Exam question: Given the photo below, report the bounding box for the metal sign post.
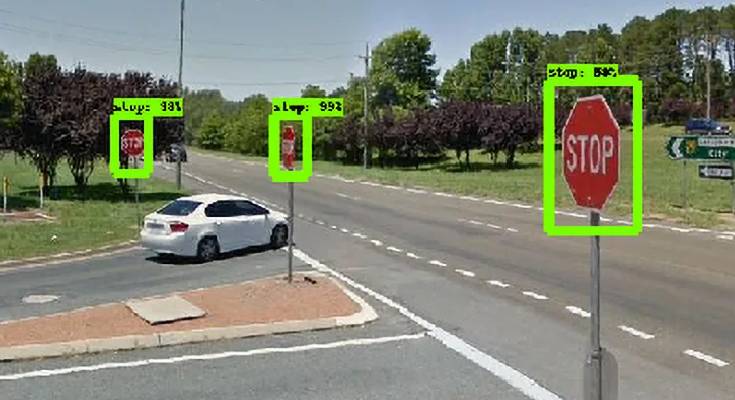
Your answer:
[682,160,688,210]
[288,182,294,283]
[731,161,735,215]
[589,211,602,400]
[39,175,44,209]
[133,156,141,230]
[282,125,296,284]
[2,176,8,213]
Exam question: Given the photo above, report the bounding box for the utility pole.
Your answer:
[359,42,370,169]
[176,0,185,190]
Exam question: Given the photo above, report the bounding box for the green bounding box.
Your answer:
[268,97,344,183]
[108,97,184,180]
[542,72,643,237]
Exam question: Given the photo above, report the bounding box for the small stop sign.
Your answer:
[562,95,620,210]
[282,126,296,170]
[121,129,144,158]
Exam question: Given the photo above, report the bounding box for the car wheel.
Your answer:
[270,225,288,249]
[197,237,220,262]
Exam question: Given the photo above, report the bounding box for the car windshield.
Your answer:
[157,200,201,216]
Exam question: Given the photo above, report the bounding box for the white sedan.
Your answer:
[141,194,289,261]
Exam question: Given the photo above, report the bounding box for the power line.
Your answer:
[0,22,355,63]
[186,79,346,87]
[0,7,363,49]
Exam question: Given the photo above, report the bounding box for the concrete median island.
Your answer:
[0,272,377,361]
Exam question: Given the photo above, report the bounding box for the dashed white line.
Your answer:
[433,192,456,198]
[340,228,350,233]
[428,260,447,267]
[455,269,476,277]
[352,232,368,239]
[618,325,655,340]
[511,203,533,209]
[406,252,422,259]
[315,220,325,225]
[386,246,404,253]
[468,220,483,225]
[565,306,590,318]
[330,225,338,230]
[670,227,692,233]
[370,239,383,247]
[716,234,734,241]
[487,280,511,288]
[406,188,427,194]
[683,349,730,367]
[522,291,549,300]
[486,224,501,230]
[460,196,480,201]
[506,228,519,233]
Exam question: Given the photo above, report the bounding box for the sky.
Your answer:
[0,0,732,101]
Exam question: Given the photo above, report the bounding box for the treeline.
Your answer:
[0,53,182,190]
[187,5,735,169]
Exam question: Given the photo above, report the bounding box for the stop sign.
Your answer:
[562,95,620,210]
[121,129,144,157]
[282,126,296,170]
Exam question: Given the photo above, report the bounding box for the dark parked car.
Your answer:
[685,118,731,135]
[165,143,188,162]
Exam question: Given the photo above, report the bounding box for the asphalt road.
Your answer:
[157,151,734,398]
[1,152,732,399]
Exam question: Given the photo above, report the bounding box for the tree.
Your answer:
[224,94,270,156]
[17,53,64,188]
[300,84,327,98]
[370,28,439,109]
[0,52,22,149]
[197,112,226,149]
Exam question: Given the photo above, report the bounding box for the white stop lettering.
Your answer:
[565,134,614,174]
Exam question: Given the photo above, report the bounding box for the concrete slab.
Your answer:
[125,295,205,325]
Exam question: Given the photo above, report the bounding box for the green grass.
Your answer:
[0,155,186,260]
[195,122,735,229]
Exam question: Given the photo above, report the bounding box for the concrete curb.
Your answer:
[0,240,140,272]
[0,274,378,361]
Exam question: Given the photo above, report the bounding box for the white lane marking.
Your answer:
[600,217,613,222]
[428,260,447,267]
[406,188,427,194]
[683,349,730,367]
[484,199,507,205]
[340,228,350,233]
[0,333,426,381]
[360,181,381,187]
[386,246,404,253]
[522,291,549,300]
[565,306,590,318]
[382,184,401,190]
[487,280,511,288]
[468,220,484,225]
[433,192,456,198]
[487,224,502,230]
[370,239,383,247]
[22,295,59,304]
[293,249,563,400]
[315,220,325,225]
[406,252,422,259]
[723,231,735,235]
[335,192,359,201]
[511,203,533,209]
[506,228,519,233]
[352,232,368,239]
[643,223,657,228]
[330,225,338,230]
[618,325,655,340]
[460,195,480,201]
[670,227,692,233]
[693,228,711,233]
[716,234,734,241]
[616,220,633,225]
[455,269,476,277]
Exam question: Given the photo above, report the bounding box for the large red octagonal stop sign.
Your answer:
[562,95,620,210]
